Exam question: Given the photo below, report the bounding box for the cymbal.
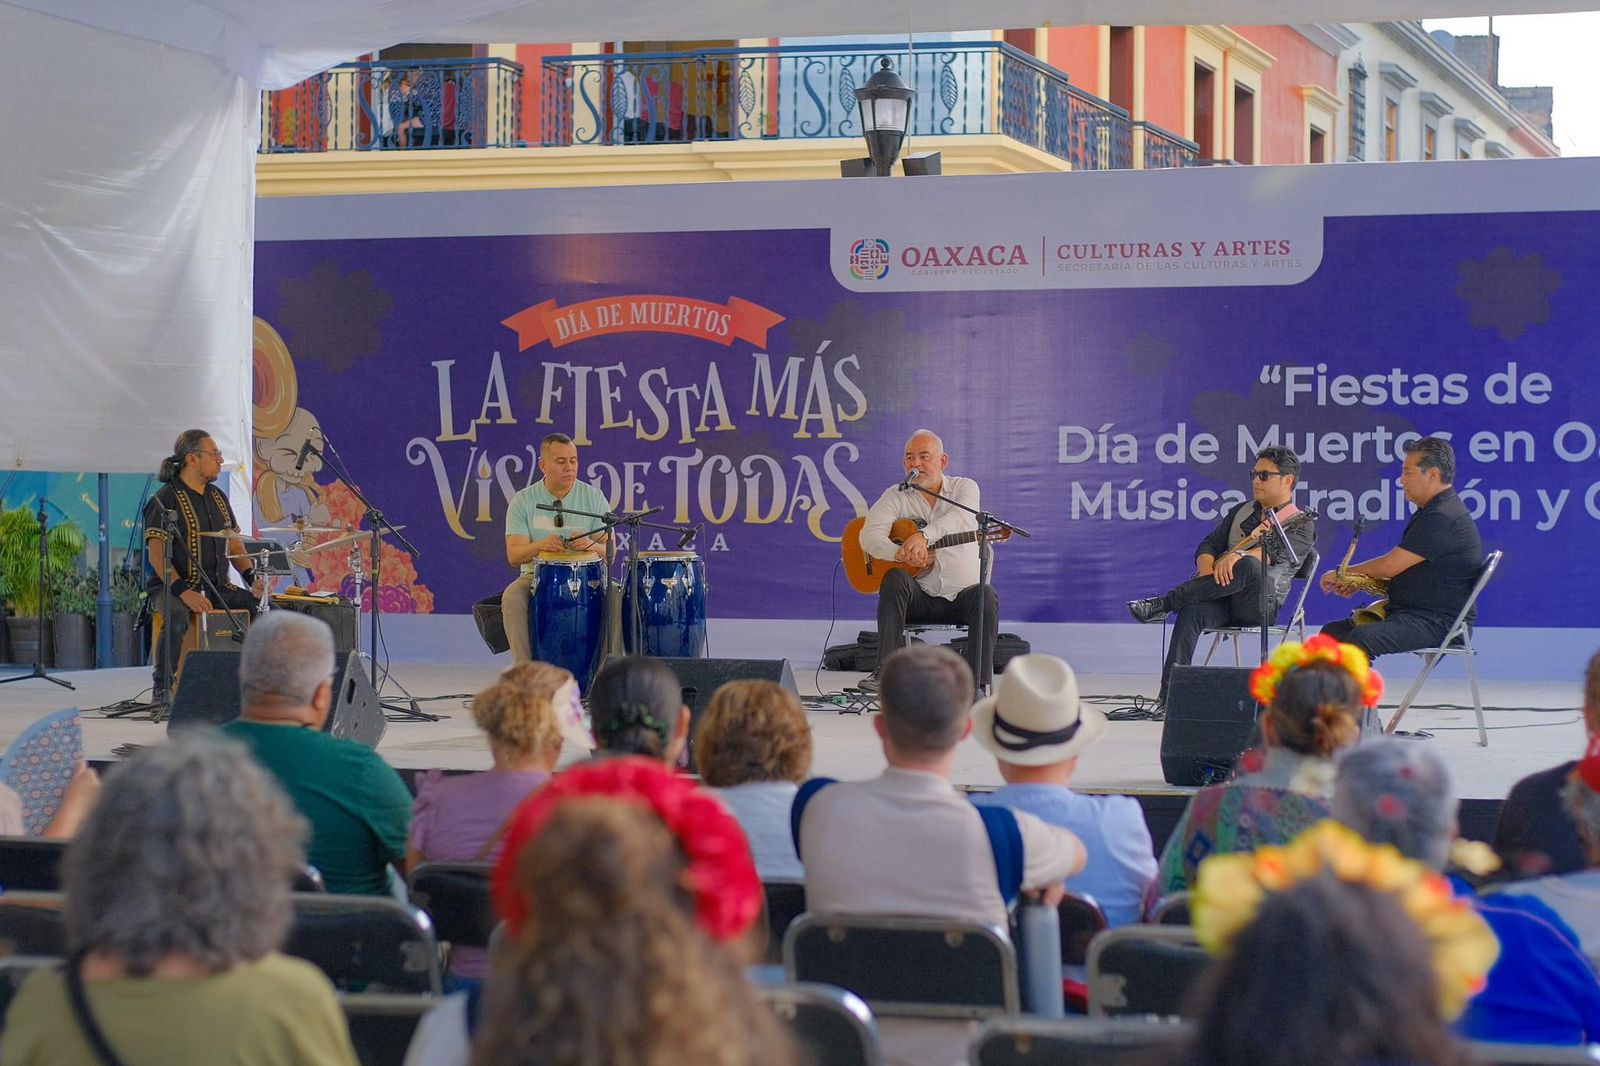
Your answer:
[303,526,406,554]
[196,529,243,539]
[260,523,344,534]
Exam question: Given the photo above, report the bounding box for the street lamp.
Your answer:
[855,57,915,176]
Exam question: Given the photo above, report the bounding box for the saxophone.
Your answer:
[1335,518,1389,626]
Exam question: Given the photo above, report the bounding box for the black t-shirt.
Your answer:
[1388,488,1483,619]
[143,480,238,594]
[1493,760,1587,879]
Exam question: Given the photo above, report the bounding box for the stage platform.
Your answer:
[0,662,1585,803]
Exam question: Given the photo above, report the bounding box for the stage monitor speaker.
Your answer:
[269,596,359,659]
[168,651,385,748]
[1159,666,1260,787]
[598,656,798,772]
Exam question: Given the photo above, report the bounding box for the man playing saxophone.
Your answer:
[1319,436,1483,659]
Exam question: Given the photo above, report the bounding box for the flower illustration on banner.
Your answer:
[302,479,435,614]
[1456,246,1563,341]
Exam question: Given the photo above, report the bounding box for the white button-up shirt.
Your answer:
[858,475,980,601]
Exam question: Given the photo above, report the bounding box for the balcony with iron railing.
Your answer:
[540,42,1195,170]
[256,45,1198,174]
[259,57,523,152]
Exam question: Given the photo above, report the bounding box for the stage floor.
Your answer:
[0,663,1585,801]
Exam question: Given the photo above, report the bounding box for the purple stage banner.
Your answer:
[253,170,1600,628]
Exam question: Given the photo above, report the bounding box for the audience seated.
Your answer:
[405,757,780,1066]
[1333,739,1600,1045]
[406,666,573,985]
[1178,820,1493,1066]
[222,612,412,896]
[795,645,1085,930]
[697,679,813,881]
[1156,636,1373,897]
[1497,737,1600,960]
[1493,649,1600,878]
[0,733,358,1065]
[585,655,690,763]
[968,654,1156,927]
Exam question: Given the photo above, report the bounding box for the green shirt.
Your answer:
[0,952,357,1066]
[505,478,611,576]
[221,720,411,896]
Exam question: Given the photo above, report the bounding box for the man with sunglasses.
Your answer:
[501,433,611,664]
[1126,446,1317,709]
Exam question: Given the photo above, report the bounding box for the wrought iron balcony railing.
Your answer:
[541,42,1188,171]
[260,58,522,152]
[1133,121,1202,170]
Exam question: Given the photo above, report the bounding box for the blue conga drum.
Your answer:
[531,551,607,688]
[622,551,707,658]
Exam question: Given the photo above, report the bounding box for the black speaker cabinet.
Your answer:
[599,655,798,772]
[1159,666,1261,787]
[168,650,385,748]
[268,597,360,658]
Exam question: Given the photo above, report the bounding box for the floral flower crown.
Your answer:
[1249,634,1384,709]
[1192,820,1499,1020]
[492,756,760,944]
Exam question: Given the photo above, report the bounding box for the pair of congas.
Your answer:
[530,550,706,687]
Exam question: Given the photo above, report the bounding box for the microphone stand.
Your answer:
[0,501,74,690]
[300,442,424,701]
[1257,506,1300,666]
[902,481,1031,697]
[541,502,693,656]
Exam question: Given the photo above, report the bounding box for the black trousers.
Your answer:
[877,568,999,689]
[1320,612,1451,661]
[1160,557,1271,700]
[151,583,259,696]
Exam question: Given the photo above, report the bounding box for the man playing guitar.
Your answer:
[1126,446,1318,709]
[857,429,998,696]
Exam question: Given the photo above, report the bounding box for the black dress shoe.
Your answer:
[1127,597,1168,624]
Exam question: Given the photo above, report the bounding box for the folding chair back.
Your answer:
[407,862,496,948]
[1086,926,1211,1019]
[1384,549,1503,745]
[760,981,884,1066]
[0,892,67,958]
[784,913,1018,1018]
[1055,891,1108,965]
[971,1015,1193,1066]
[1465,1042,1600,1065]
[762,881,808,965]
[0,836,66,891]
[1149,892,1192,926]
[1202,548,1321,666]
[284,894,443,994]
[339,992,439,1066]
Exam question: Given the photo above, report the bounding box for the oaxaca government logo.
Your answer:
[849,238,891,280]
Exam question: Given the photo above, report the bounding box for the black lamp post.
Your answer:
[855,57,915,176]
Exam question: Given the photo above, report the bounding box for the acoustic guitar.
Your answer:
[841,516,1011,595]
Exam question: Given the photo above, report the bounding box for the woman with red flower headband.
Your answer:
[404,758,790,1066]
[1152,635,1380,902]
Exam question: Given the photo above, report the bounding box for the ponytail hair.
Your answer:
[158,429,211,484]
[1265,660,1364,758]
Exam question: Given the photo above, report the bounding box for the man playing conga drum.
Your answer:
[502,433,611,664]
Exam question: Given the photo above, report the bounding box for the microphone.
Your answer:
[292,439,315,476]
[677,524,701,550]
[898,469,920,491]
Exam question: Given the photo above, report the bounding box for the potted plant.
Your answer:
[0,505,88,666]
[111,566,146,668]
[50,568,97,670]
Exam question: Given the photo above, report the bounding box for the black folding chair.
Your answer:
[407,862,496,951]
[759,981,884,1066]
[1055,891,1109,965]
[761,881,808,965]
[0,892,68,958]
[339,992,440,1066]
[1149,892,1192,926]
[1202,548,1322,666]
[1086,926,1211,1019]
[292,864,328,893]
[283,894,443,995]
[784,913,1018,1019]
[1385,549,1504,746]
[971,1015,1192,1066]
[0,836,67,891]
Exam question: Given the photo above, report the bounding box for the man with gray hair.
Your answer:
[1334,739,1600,1046]
[222,611,412,895]
[858,429,999,695]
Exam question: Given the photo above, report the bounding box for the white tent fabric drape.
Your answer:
[0,3,254,493]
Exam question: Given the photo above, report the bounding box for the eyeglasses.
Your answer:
[197,449,224,459]
[1249,470,1288,481]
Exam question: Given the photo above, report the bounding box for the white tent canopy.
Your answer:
[0,0,1584,476]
